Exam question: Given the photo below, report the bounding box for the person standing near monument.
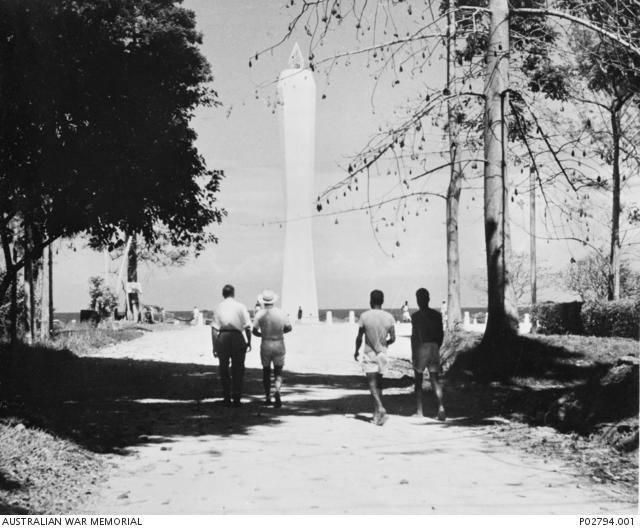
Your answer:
[411,288,446,420]
[354,290,396,426]
[211,284,252,408]
[401,301,411,322]
[252,290,292,408]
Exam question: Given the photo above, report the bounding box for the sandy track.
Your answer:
[80,324,637,514]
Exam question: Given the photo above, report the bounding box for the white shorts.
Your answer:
[360,349,388,374]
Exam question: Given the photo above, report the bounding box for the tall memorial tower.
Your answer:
[278,43,319,322]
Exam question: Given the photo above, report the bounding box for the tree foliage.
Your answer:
[88,276,118,317]
[0,0,225,299]
[564,251,640,301]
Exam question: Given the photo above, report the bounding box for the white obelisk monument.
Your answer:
[278,43,319,322]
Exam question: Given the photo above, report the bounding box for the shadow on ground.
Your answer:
[1,334,635,455]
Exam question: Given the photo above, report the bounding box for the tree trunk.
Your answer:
[127,233,138,283]
[48,243,54,335]
[23,259,33,344]
[10,267,17,345]
[608,106,622,301]
[23,223,34,344]
[445,0,463,331]
[32,253,43,339]
[482,0,519,347]
[446,166,463,330]
[530,167,537,306]
[1,229,19,345]
[40,244,50,341]
[127,233,139,321]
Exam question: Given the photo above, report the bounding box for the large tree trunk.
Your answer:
[445,0,463,331]
[482,0,519,347]
[446,166,463,331]
[608,106,622,301]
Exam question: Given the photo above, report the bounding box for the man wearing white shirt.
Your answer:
[211,284,252,407]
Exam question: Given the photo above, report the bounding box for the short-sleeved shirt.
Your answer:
[212,297,251,332]
[358,309,396,354]
[411,308,444,348]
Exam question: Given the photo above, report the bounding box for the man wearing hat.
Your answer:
[211,284,252,407]
[252,289,292,407]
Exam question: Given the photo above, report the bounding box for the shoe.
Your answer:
[274,392,282,408]
[437,407,446,421]
[262,397,272,406]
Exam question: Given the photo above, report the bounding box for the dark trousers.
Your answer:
[216,332,247,402]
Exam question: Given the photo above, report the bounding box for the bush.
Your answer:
[532,301,584,335]
[582,299,640,340]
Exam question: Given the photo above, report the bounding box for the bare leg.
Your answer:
[413,371,424,417]
[366,372,387,425]
[273,365,284,408]
[430,372,446,420]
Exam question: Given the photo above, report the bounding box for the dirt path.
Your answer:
[80,324,637,514]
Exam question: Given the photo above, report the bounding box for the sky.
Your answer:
[51,0,639,312]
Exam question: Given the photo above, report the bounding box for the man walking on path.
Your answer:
[253,290,292,408]
[354,289,396,426]
[411,288,446,420]
[211,284,252,407]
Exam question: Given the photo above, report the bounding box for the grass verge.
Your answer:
[0,419,105,514]
[0,325,146,513]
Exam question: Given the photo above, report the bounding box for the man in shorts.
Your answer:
[211,284,252,408]
[411,288,445,420]
[252,289,292,408]
[354,289,396,426]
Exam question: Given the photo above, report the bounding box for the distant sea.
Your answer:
[54,307,492,324]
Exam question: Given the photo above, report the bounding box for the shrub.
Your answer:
[582,298,640,340]
[532,301,584,335]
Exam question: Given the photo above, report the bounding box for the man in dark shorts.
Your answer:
[411,288,446,420]
[354,289,396,426]
[211,284,252,407]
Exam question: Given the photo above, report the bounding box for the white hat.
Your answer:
[258,289,278,306]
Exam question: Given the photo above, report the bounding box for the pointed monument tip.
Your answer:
[288,42,304,69]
